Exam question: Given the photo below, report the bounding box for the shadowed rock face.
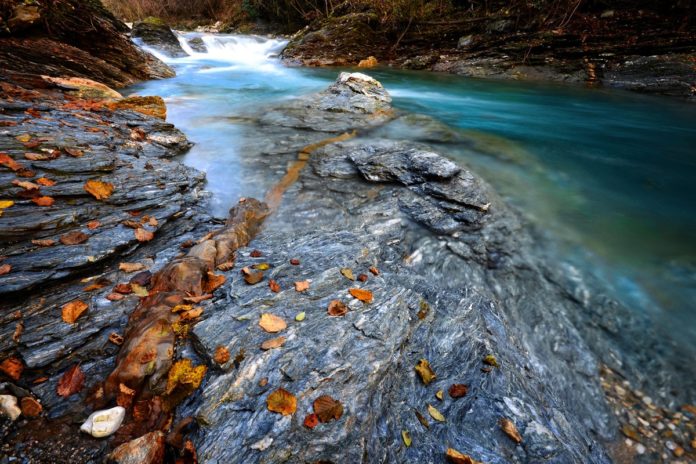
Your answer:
[131,19,188,58]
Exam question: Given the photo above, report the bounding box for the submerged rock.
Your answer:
[188,37,208,53]
[80,406,125,438]
[132,18,188,58]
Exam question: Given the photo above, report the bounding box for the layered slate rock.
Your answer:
[131,18,188,58]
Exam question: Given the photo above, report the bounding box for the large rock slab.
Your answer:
[131,18,188,58]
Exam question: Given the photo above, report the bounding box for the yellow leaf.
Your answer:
[402,430,412,447]
[252,263,270,271]
[340,267,355,281]
[427,404,445,422]
[166,359,207,395]
[436,390,444,401]
[295,312,306,321]
[119,262,145,273]
[445,448,482,464]
[84,179,114,200]
[483,354,499,368]
[0,200,14,209]
[131,283,149,297]
[415,359,436,385]
[266,388,296,415]
[61,300,88,324]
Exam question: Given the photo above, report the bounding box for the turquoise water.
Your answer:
[128,34,696,346]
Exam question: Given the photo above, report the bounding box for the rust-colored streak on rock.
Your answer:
[264,131,356,212]
[104,199,269,411]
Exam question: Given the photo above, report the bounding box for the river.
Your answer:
[128,32,696,353]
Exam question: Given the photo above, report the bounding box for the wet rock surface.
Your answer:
[132,19,188,58]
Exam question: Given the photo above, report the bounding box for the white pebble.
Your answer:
[0,395,21,421]
[635,444,646,455]
[80,406,125,438]
[665,440,676,450]
[642,396,653,406]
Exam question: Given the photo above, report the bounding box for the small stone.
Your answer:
[250,436,273,451]
[80,406,126,438]
[665,440,676,451]
[0,395,21,421]
[642,396,653,406]
[673,446,685,457]
[635,444,646,455]
[108,431,165,464]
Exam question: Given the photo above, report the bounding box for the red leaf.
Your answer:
[56,364,85,398]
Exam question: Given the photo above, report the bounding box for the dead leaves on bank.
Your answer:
[259,314,286,333]
[260,336,286,351]
[0,264,11,276]
[134,227,154,242]
[0,357,24,381]
[327,300,348,317]
[61,300,88,324]
[60,231,88,245]
[266,388,297,416]
[349,288,373,303]
[446,448,482,464]
[56,364,85,398]
[500,418,522,443]
[84,179,114,200]
[415,359,436,385]
[313,395,343,423]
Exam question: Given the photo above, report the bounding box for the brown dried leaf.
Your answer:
[214,346,230,364]
[500,418,522,444]
[357,273,368,282]
[260,336,286,351]
[32,196,55,207]
[86,220,101,230]
[61,300,88,324]
[0,264,10,276]
[0,357,24,381]
[134,227,154,242]
[0,153,24,171]
[241,267,264,285]
[20,397,42,417]
[349,288,373,303]
[84,179,114,200]
[114,283,133,294]
[203,272,226,293]
[60,231,89,245]
[56,364,85,398]
[249,249,263,257]
[109,333,124,346]
[32,239,55,247]
[117,383,136,408]
[64,147,84,158]
[369,266,380,276]
[12,179,40,190]
[35,177,56,186]
[268,279,281,293]
[445,448,481,464]
[24,152,50,161]
[259,314,286,333]
[327,300,348,317]
[313,395,344,423]
[449,384,468,398]
[107,293,125,301]
[119,262,146,273]
[294,280,309,292]
[184,294,213,304]
[415,359,436,385]
[267,388,297,416]
[290,258,300,265]
[83,277,111,292]
[304,413,319,429]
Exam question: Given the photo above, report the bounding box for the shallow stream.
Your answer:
[128,33,696,353]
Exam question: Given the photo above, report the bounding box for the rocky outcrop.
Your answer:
[132,18,188,58]
[0,0,174,88]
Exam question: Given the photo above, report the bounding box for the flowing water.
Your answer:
[128,33,696,350]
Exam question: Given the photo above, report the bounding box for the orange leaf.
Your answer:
[445,448,481,464]
[327,300,348,317]
[32,196,54,207]
[64,147,84,158]
[12,179,40,190]
[62,300,88,324]
[369,266,379,276]
[449,384,468,398]
[294,280,310,292]
[134,227,154,242]
[500,418,523,444]
[349,288,373,303]
[203,272,226,293]
[250,249,263,257]
[180,307,203,321]
[84,179,114,200]
[56,364,85,398]
[86,220,101,230]
[60,231,89,245]
[241,267,263,285]
[313,395,344,423]
[260,336,286,351]
[119,262,145,273]
[266,388,297,415]
[36,177,56,186]
[31,239,55,247]
[0,264,11,276]
[0,357,24,380]
[214,346,230,364]
[268,279,281,293]
[24,152,50,161]
[259,314,287,333]
[20,397,42,417]
[0,153,23,171]
[304,413,319,429]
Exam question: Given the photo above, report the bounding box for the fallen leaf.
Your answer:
[35,177,56,186]
[252,263,270,271]
[0,200,14,209]
[123,219,141,229]
[340,268,355,281]
[358,273,368,282]
[134,227,154,242]
[84,179,114,200]
[483,354,499,368]
[267,388,297,415]
[203,272,226,293]
[148,216,158,227]
[369,266,380,276]
[290,258,300,265]
[114,283,133,294]
[261,336,286,350]
[166,359,207,395]
[294,280,310,292]
[415,410,430,429]
[427,404,445,422]
[304,413,319,429]
[117,383,136,408]
[0,153,24,171]
[119,262,145,273]
[402,430,412,447]
[109,333,124,345]
[445,448,481,464]
[64,147,84,158]
[241,267,264,285]
[86,220,101,230]
[295,312,306,322]
[415,359,436,385]
[24,152,50,161]
[216,261,235,271]
[60,231,88,245]
[16,134,31,143]
[172,304,193,313]
[250,249,263,257]
[418,300,430,319]
[131,283,149,297]
[12,179,39,190]
[56,364,85,397]
[0,264,10,276]
[32,196,55,207]
[436,390,444,401]
[32,239,55,247]
[107,293,125,301]
[83,277,111,292]
[313,395,344,423]
[20,397,42,417]
[500,418,522,444]
[180,307,203,321]
[268,279,281,293]
[16,168,36,177]
[214,346,230,364]
[184,294,213,304]
[449,384,468,398]
[349,288,373,303]
[0,357,24,380]
[327,300,348,317]
[259,314,287,333]
[33,377,48,384]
